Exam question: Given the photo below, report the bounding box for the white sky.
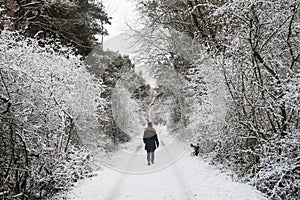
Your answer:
[101,0,138,40]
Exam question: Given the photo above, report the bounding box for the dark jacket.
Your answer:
[143,127,159,152]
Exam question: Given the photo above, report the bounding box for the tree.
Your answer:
[0,31,108,199]
[133,0,300,199]
[136,0,227,51]
[0,0,111,56]
[86,49,139,144]
[217,1,300,198]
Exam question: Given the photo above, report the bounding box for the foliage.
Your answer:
[112,81,145,138]
[137,0,224,39]
[0,31,107,199]
[86,49,138,144]
[134,0,300,199]
[217,1,300,199]
[0,0,111,56]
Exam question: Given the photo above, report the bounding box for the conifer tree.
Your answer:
[0,0,111,56]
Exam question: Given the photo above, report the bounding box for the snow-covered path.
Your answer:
[67,132,266,200]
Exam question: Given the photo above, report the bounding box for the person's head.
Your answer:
[147,122,153,127]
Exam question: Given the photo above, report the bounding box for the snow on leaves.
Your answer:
[0,31,107,199]
[135,0,299,199]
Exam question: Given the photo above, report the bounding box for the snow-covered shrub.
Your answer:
[212,1,300,199]
[87,53,139,144]
[255,132,300,199]
[0,31,107,199]
[112,81,145,137]
[134,1,299,198]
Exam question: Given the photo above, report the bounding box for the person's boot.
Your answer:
[147,162,151,166]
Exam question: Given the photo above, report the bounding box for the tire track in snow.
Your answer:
[68,135,266,200]
[161,140,195,200]
[106,144,143,200]
[106,140,194,200]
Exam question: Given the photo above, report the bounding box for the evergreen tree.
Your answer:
[0,0,111,56]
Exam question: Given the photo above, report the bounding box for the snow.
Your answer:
[67,128,266,200]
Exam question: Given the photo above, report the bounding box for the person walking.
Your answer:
[143,122,159,166]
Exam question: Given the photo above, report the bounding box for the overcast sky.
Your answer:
[101,0,138,40]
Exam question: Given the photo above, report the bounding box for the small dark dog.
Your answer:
[190,143,200,156]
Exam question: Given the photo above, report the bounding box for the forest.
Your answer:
[0,0,299,200]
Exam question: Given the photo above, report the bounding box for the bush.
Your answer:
[0,31,106,199]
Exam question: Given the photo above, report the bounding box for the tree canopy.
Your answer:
[133,0,300,199]
[0,0,111,56]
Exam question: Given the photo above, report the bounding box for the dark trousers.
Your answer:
[147,151,154,164]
